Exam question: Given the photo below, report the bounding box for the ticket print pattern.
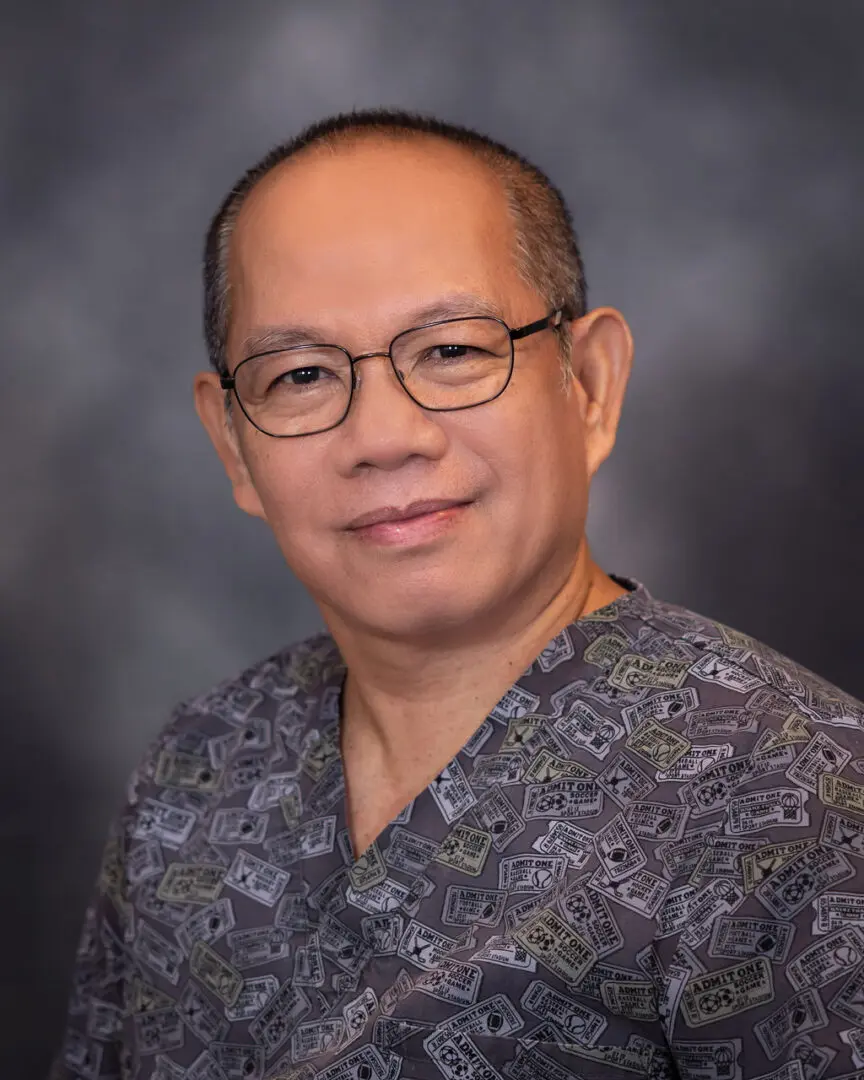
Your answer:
[50,579,864,1078]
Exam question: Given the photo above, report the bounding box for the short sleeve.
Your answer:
[654,726,864,1079]
[48,822,135,1080]
[48,732,168,1080]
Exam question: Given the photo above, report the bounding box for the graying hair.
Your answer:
[203,110,587,383]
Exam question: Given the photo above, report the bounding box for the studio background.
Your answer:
[2,1,863,1075]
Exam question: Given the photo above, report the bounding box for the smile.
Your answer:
[345,499,473,546]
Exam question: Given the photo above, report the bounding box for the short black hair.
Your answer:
[203,108,587,375]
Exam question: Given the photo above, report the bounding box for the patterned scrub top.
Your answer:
[50,578,864,1080]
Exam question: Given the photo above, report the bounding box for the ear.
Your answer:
[193,371,268,520]
[566,307,633,478]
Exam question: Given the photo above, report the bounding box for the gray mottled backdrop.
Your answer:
[2,1,863,1074]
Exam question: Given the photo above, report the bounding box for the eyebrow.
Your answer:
[238,294,505,359]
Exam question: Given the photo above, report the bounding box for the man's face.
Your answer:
[205,138,613,641]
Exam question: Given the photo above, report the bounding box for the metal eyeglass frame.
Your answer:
[220,307,566,438]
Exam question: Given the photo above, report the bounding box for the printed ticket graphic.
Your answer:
[52,590,864,1079]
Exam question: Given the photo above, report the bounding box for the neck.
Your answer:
[329,544,626,779]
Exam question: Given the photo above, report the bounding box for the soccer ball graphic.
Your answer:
[563,895,591,923]
[438,1047,470,1077]
[697,782,726,807]
[781,874,814,905]
[526,926,555,952]
[537,793,569,814]
[699,989,734,1014]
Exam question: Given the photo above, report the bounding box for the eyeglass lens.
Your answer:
[233,317,513,436]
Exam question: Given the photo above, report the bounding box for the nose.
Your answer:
[334,352,448,473]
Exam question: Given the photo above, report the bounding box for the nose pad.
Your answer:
[352,351,409,395]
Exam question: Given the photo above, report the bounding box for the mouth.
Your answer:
[345,498,474,546]
[345,498,473,530]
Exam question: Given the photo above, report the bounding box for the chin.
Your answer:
[344,575,496,642]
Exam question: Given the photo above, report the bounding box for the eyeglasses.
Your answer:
[220,308,565,438]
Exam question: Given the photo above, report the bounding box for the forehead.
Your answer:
[227,138,527,346]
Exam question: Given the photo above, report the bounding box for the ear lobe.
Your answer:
[233,481,268,521]
[193,371,268,521]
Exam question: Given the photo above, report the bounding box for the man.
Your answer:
[52,110,864,1080]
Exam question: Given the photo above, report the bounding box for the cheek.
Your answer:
[243,445,325,539]
[479,386,587,506]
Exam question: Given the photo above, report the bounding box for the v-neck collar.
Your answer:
[316,576,649,869]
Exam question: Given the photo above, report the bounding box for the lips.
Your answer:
[345,498,471,530]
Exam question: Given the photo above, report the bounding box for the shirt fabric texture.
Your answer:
[51,578,864,1080]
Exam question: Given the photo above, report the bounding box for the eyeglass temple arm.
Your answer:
[510,308,565,341]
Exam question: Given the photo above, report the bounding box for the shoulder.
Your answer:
[605,583,864,732]
[122,630,343,813]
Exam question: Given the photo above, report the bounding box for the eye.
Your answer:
[425,343,486,363]
[286,367,323,385]
[269,365,333,392]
